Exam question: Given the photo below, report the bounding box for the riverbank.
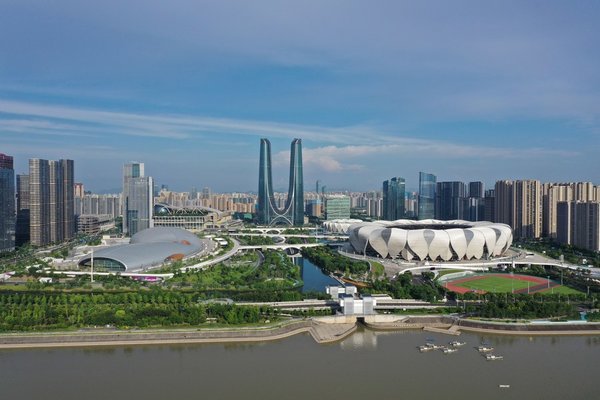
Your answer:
[2,314,599,350]
[363,315,600,336]
[0,318,356,350]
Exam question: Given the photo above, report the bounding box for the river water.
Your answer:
[1,328,598,400]
[296,256,339,293]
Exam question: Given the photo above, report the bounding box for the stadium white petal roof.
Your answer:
[344,219,513,262]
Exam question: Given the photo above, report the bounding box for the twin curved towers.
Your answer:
[258,138,304,226]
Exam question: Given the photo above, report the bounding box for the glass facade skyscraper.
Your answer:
[325,196,351,220]
[0,153,15,252]
[418,172,436,220]
[435,181,466,220]
[257,138,304,226]
[15,174,30,247]
[382,177,405,220]
[123,162,154,236]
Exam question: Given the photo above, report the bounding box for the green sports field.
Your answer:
[541,285,582,295]
[454,276,531,293]
[445,273,584,295]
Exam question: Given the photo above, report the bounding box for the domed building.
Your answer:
[78,227,205,272]
[322,219,364,234]
[346,219,512,262]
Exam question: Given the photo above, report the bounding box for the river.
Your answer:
[1,327,598,400]
[296,256,339,293]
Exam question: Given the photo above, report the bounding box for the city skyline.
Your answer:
[1,1,600,192]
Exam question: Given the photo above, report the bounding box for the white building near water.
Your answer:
[347,219,513,262]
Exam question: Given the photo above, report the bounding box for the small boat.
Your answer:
[477,346,494,352]
[419,345,435,352]
[449,341,466,347]
[485,354,504,361]
[443,348,458,354]
[499,384,510,388]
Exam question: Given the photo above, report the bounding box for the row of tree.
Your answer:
[0,290,267,331]
[470,299,577,319]
[364,272,446,302]
[301,247,369,276]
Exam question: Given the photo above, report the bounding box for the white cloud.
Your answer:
[273,141,578,174]
[1,99,578,162]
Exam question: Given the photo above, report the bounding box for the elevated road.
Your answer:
[239,298,451,311]
[238,243,322,251]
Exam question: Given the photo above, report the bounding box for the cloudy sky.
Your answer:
[1,1,599,193]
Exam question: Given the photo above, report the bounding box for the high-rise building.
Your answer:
[75,193,122,219]
[557,201,600,252]
[494,179,542,239]
[382,177,405,220]
[494,180,513,227]
[123,162,154,236]
[15,174,30,247]
[190,187,198,202]
[542,183,573,238]
[574,182,595,202]
[325,195,351,220]
[556,201,572,246]
[435,181,466,220]
[573,202,600,252]
[306,199,322,218]
[483,189,495,222]
[74,182,85,198]
[418,172,436,220]
[468,181,484,198]
[514,180,542,239]
[462,197,485,222]
[257,138,304,226]
[0,153,15,252]
[28,159,75,246]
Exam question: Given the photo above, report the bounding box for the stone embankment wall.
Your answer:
[0,320,316,348]
[457,319,600,332]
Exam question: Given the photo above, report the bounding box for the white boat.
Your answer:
[419,345,435,352]
[486,354,504,361]
[443,348,458,354]
[449,341,466,347]
[499,384,510,388]
[477,346,494,352]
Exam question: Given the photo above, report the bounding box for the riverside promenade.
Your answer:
[0,317,357,350]
[2,315,599,350]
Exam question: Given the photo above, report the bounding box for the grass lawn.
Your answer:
[541,285,583,295]
[370,262,384,277]
[435,269,463,279]
[454,276,532,293]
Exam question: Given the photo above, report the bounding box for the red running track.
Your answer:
[443,273,548,294]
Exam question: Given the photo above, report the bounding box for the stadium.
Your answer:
[78,227,205,272]
[322,219,363,234]
[340,219,513,262]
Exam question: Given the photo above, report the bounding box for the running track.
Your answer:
[444,273,549,294]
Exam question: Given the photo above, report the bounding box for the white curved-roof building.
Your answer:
[347,219,512,261]
[78,227,205,272]
[322,219,363,234]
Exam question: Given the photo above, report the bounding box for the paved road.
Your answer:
[181,238,241,272]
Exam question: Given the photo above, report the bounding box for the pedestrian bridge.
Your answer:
[238,243,323,251]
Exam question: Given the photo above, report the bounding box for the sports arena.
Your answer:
[343,219,513,262]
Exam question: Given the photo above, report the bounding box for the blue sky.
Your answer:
[1,1,599,193]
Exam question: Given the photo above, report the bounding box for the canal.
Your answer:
[296,256,339,293]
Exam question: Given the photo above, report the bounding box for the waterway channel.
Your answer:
[296,256,339,293]
[1,327,598,400]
